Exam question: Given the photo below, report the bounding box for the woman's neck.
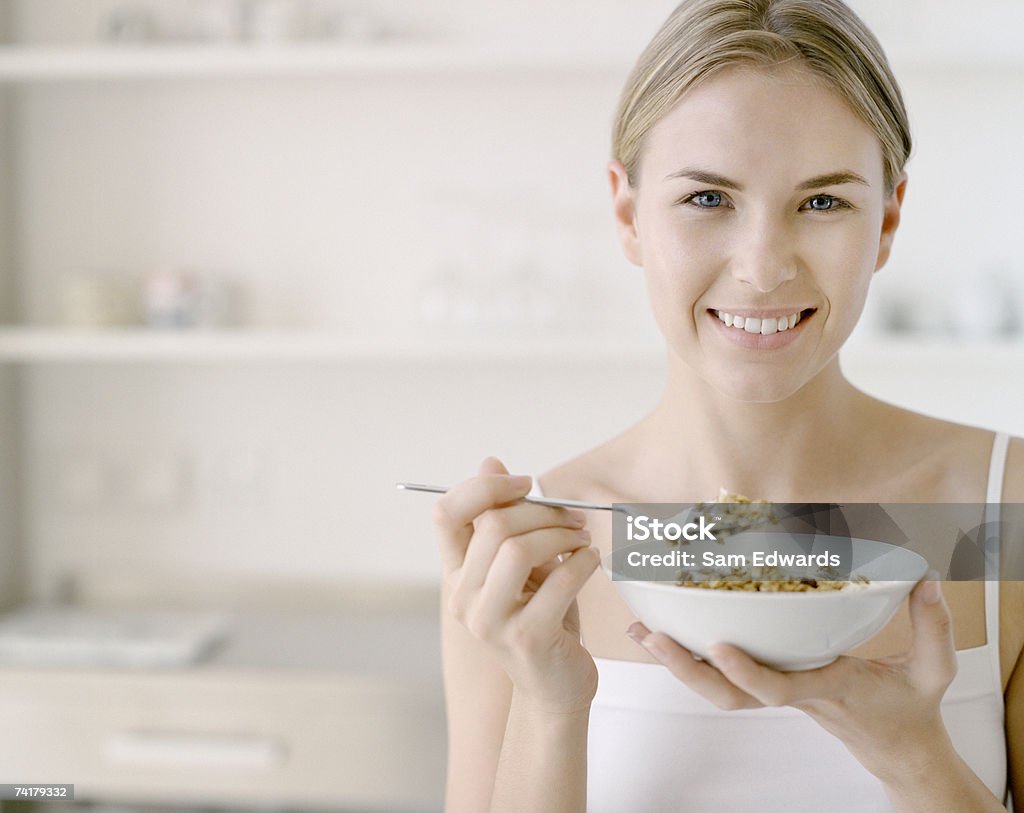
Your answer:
[631,355,888,502]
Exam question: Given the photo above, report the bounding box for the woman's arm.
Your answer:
[490,691,590,813]
[1008,642,1024,812]
[442,580,593,813]
[441,580,514,811]
[879,577,1024,810]
[436,457,598,812]
[1001,438,1024,807]
[872,725,1006,812]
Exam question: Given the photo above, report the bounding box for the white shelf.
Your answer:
[0,42,632,81]
[0,326,665,363]
[0,326,1021,365]
[840,336,1024,368]
[0,43,1018,83]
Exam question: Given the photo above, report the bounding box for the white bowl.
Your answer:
[604,533,928,671]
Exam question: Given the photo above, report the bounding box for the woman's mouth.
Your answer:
[706,307,817,349]
[712,307,816,334]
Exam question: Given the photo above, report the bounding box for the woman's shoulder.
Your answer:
[535,428,640,503]
[536,451,612,503]
[936,419,1024,501]
[870,406,1023,501]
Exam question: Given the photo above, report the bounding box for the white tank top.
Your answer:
[530,430,1012,812]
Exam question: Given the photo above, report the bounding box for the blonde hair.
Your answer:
[612,0,911,195]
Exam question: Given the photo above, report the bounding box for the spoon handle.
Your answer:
[396,481,615,512]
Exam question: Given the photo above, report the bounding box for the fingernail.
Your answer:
[567,508,587,525]
[510,475,532,488]
[626,622,645,642]
[640,635,663,657]
[576,529,591,542]
[921,571,941,604]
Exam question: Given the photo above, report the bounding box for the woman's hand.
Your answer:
[627,575,959,782]
[436,456,601,714]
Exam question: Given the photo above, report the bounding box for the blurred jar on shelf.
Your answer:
[950,265,1020,340]
[60,270,139,328]
[100,5,158,43]
[240,0,304,42]
[179,0,246,42]
[141,267,239,329]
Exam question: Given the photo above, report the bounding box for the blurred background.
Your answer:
[0,0,1021,811]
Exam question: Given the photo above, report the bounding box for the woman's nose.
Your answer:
[729,217,798,292]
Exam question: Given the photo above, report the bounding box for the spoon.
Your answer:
[396,482,778,538]
[396,482,620,512]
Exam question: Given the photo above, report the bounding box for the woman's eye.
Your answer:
[804,195,849,212]
[678,191,851,212]
[682,190,725,208]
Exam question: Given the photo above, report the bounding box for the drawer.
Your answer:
[0,667,445,810]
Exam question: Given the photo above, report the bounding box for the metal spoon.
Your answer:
[397,482,780,539]
[396,481,620,512]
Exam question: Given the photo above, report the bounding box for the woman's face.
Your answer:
[609,65,907,402]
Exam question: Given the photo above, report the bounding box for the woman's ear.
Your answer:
[608,160,643,267]
[874,171,908,273]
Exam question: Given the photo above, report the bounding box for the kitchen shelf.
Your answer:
[0,326,666,363]
[0,326,1020,365]
[840,335,1024,367]
[0,42,633,82]
[0,43,1018,83]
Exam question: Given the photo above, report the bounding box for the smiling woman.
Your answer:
[613,62,904,402]
[434,1,1024,812]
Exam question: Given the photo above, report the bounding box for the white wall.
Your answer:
[21,360,665,595]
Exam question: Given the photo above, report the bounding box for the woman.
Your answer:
[434,1,1024,810]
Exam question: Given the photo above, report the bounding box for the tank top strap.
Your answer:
[984,431,1010,682]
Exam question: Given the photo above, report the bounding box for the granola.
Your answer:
[674,490,869,591]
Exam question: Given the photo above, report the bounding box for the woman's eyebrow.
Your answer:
[663,167,870,191]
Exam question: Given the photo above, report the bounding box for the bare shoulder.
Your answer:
[536,427,641,503]
[876,406,1017,501]
[536,446,615,503]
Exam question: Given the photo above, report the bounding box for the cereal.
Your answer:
[689,488,779,543]
[675,567,870,591]
[672,489,870,591]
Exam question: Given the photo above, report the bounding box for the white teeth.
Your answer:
[715,310,806,333]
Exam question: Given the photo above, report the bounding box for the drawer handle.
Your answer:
[105,730,287,770]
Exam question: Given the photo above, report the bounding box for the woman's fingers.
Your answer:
[520,546,601,630]
[906,573,958,693]
[705,644,845,707]
[628,625,762,710]
[473,526,593,622]
[460,502,587,590]
[432,457,532,574]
